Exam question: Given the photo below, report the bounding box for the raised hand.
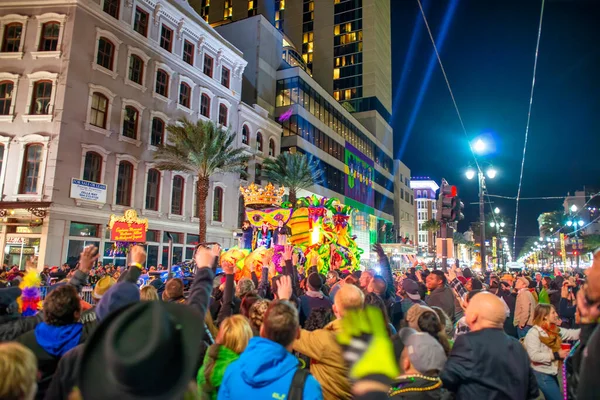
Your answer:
[222,261,235,275]
[277,275,293,300]
[129,245,147,266]
[79,245,99,274]
[283,245,294,261]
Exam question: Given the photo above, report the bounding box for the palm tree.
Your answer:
[261,152,324,206]
[422,219,441,234]
[538,211,563,237]
[154,118,250,242]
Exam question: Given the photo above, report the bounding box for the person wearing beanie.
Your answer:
[298,272,333,327]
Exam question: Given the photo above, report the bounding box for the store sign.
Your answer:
[9,247,35,255]
[108,209,148,243]
[6,237,27,245]
[70,178,107,204]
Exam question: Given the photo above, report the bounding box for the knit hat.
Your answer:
[93,276,116,300]
[307,273,323,291]
[399,327,447,373]
[95,282,140,321]
[406,304,436,328]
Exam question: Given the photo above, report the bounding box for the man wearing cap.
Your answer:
[389,327,449,399]
[514,276,536,338]
[398,279,426,315]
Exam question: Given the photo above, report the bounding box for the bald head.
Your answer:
[333,284,365,318]
[465,292,506,331]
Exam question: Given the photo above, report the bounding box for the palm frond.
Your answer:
[262,152,324,193]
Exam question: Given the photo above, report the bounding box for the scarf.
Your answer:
[540,323,562,352]
[34,322,83,357]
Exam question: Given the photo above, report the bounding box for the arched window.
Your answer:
[0,81,14,116]
[19,144,43,194]
[151,117,165,146]
[145,168,161,211]
[179,82,191,108]
[213,186,223,222]
[83,152,102,183]
[122,106,139,139]
[269,138,276,157]
[200,94,210,118]
[128,54,143,84]
[115,161,133,205]
[89,92,108,128]
[39,22,60,51]
[31,81,52,115]
[171,175,184,215]
[218,103,228,125]
[256,132,263,152]
[155,69,169,97]
[2,23,23,52]
[241,125,249,145]
[96,37,115,70]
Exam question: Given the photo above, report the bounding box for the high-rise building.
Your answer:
[194,0,393,152]
[0,0,280,269]
[394,161,415,243]
[410,178,439,254]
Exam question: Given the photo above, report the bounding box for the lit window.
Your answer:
[83,152,102,183]
[334,25,340,35]
[2,23,23,52]
[39,22,59,51]
[224,0,233,19]
[333,68,340,79]
[89,92,108,128]
[133,7,149,37]
[122,106,139,139]
[19,144,43,194]
[160,25,173,52]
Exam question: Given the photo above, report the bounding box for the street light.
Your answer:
[570,204,578,213]
[500,222,506,228]
[465,169,476,180]
[473,139,486,154]
[490,222,496,227]
[486,168,497,179]
[494,207,500,214]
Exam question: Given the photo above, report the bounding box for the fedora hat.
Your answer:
[93,276,116,300]
[78,301,205,400]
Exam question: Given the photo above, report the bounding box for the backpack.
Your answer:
[287,368,310,400]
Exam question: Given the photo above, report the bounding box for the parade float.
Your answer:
[107,209,149,257]
[221,183,362,278]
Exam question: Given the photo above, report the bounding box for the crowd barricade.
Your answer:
[39,286,94,303]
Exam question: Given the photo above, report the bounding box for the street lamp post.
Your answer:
[466,164,497,271]
[566,205,584,269]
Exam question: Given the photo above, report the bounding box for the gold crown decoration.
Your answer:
[240,182,286,209]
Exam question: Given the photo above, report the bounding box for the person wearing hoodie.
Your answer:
[197,315,253,399]
[17,284,91,399]
[218,298,323,400]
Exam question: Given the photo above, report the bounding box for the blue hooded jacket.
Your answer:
[218,337,322,400]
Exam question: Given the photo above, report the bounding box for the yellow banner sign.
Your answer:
[560,233,567,265]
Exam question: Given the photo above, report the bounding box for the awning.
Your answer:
[0,201,52,218]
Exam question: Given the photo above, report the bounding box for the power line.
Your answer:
[513,0,546,255]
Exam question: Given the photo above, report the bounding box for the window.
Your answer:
[200,94,210,118]
[0,81,14,115]
[224,0,233,19]
[183,40,194,65]
[96,37,115,70]
[133,7,149,37]
[203,54,213,78]
[128,55,143,84]
[179,83,191,108]
[213,186,223,222]
[171,175,184,215]
[2,23,22,52]
[19,144,43,194]
[89,92,108,128]
[248,0,257,17]
[103,0,120,18]
[269,138,275,157]
[155,69,169,97]
[159,25,173,52]
[151,117,165,146]
[256,132,263,152]
[30,81,52,115]
[218,103,228,125]
[39,22,59,51]
[115,161,133,205]
[254,164,262,185]
[242,125,249,145]
[221,67,230,88]
[145,168,160,211]
[83,152,102,183]
[122,106,139,139]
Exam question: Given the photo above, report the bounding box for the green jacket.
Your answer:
[538,288,550,304]
[197,345,240,400]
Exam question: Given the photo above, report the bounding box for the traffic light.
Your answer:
[439,181,458,222]
[455,198,465,222]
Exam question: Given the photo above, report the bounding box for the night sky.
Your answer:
[390,0,600,253]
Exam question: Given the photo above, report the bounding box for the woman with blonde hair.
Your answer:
[197,315,253,399]
[0,342,38,400]
[524,303,580,400]
[140,285,159,301]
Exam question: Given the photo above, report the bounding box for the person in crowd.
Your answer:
[430,306,453,340]
[453,290,481,340]
[198,314,253,400]
[425,271,455,323]
[17,284,90,399]
[218,299,323,399]
[298,272,333,327]
[515,276,537,338]
[162,278,186,303]
[364,293,395,336]
[359,269,375,292]
[292,280,365,400]
[140,285,159,301]
[389,327,449,399]
[0,342,38,400]
[441,292,539,399]
[248,298,271,336]
[534,272,543,293]
[524,304,580,400]
[398,278,426,315]
[406,304,451,356]
[273,220,291,246]
[240,220,254,250]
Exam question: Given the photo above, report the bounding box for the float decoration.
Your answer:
[17,270,42,317]
[108,209,149,256]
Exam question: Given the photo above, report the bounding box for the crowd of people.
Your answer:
[0,242,598,400]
